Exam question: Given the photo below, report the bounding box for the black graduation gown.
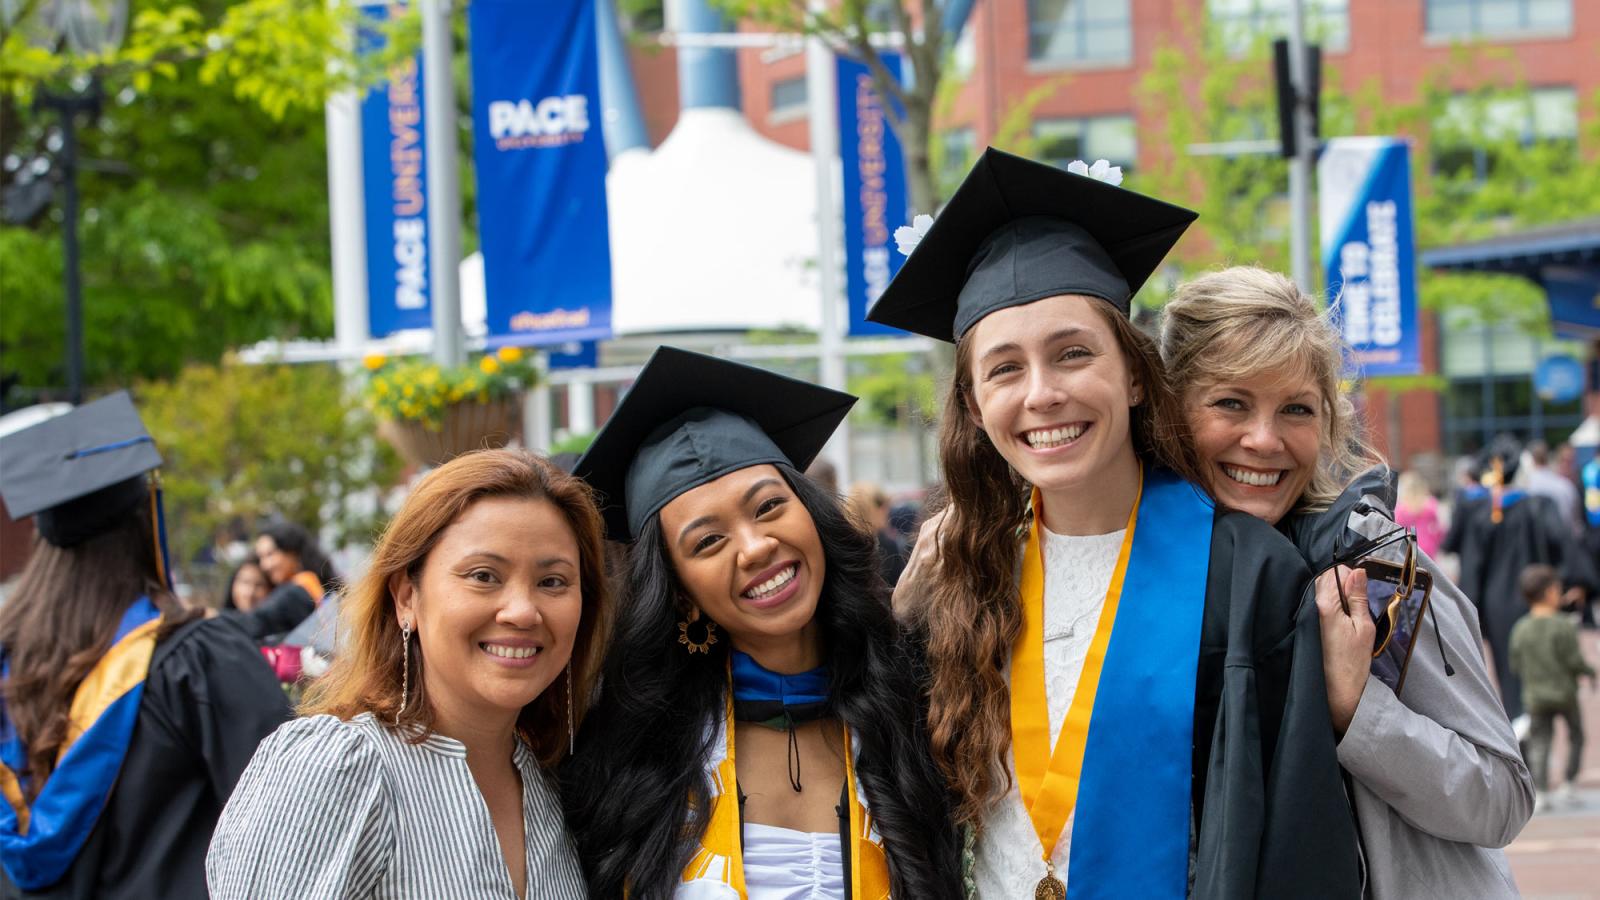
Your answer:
[1191,510,1363,900]
[1441,493,1599,720]
[0,616,292,900]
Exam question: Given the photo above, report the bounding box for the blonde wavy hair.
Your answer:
[1159,266,1381,513]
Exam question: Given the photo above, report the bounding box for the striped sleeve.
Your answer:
[205,715,393,899]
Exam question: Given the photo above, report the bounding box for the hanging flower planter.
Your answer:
[364,347,537,468]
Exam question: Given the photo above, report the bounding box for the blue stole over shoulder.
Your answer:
[0,596,163,890]
[1067,470,1212,898]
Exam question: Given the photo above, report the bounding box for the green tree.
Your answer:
[138,358,401,573]
[1,0,422,406]
[1133,17,1600,331]
[718,0,963,217]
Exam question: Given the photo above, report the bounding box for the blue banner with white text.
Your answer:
[469,0,613,347]
[838,52,908,337]
[360,2,431,338]
[1319,138,1422,376]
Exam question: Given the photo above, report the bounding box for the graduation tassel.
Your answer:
[148,470,174,591]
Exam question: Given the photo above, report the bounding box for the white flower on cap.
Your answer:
[1067,158,1124,186]
[894,213,935,257]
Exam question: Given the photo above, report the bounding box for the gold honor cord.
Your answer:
[1010,473,1143,900]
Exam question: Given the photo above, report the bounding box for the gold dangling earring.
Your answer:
[677,613,718,654]
[565,662,575,756]
[393,620,411,727]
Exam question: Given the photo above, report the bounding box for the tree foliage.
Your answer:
[1133,15,1600,333]
[138,358,400,570]
[0,0,423,407]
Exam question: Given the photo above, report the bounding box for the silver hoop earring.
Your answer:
[565,662,575,756]
[393,620,412,726]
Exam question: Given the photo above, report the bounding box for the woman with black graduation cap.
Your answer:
[0,392,290,900]
[561,347,961,899]
[870,150,1361,899]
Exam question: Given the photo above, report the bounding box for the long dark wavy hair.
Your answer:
[0,497,200,801]
[256,521,340,592]
[917,297,1202,826]
[560,464,961,899]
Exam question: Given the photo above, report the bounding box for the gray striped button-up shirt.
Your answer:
[206,713,587,899]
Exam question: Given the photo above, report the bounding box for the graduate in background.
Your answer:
[875,149,1360,899]
[0,392,290,900]
[562,347,961,899]
[1443,435,1599,721]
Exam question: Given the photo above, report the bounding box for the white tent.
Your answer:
[461,106,823,338]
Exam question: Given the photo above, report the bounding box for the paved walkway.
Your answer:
[1506,628,1600,900]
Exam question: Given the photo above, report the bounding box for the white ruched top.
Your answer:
[742,823,846,900]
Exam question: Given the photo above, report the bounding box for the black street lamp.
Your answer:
[24,0,128,404]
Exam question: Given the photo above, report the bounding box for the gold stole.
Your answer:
[1010,481,1141,883]
[681,694,891,899]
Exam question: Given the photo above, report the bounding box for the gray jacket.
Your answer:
[1324,495,1533,899]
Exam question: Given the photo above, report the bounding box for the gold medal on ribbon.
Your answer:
[1034,862,1067,900]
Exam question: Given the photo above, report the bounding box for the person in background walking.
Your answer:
[1524,441,1582,536]
[1510,563,1594,813]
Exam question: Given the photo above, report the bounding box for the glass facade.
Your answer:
[1027,0,1133,65]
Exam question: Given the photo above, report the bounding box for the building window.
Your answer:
[1425,0,1571,38]
[1439,319,1586,455]
[1433,86,1577,182]
[1208,0,1350,54]
[1027,0,1133,66]
[1034,115,1139,172]
[769,77,808,123]
[937,128,978,197]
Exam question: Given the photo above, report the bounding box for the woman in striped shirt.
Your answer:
[206,449,605,899]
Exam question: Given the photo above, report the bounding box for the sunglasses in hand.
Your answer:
[1330,526,1437,694]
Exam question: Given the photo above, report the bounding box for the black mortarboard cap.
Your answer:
[0,391,162,547]
[573,346,856,541]
[866,147,1198,342]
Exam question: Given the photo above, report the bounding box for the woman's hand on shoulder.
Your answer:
[891,507,954,619]
[1313,566,1374,736]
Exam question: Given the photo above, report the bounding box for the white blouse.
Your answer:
[206,713,586,900]
[742,823,845,900]
[972,526,1124,899]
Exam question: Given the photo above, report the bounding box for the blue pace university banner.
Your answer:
[838,52,908,337]
[360,2,431,338]
[1318,137,1422,376]
[470,0,613,347]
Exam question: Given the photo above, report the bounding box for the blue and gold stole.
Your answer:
[0,597,163,890]
[1011,467,1212,899]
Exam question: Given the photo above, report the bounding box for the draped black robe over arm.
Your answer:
[1192,510,1362,900]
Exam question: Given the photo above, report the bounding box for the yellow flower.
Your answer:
[479,356,501,375]
[420,366,440,385]
[374,379,390,396]
[496,345,523,363]
[403,384,416,398]
[363,354,386,370]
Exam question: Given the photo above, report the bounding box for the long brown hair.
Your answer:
[0,498,194,802]
[916,296,1199,826]
[301,449,609,767]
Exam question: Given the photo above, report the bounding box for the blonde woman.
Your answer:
[1160,265,1532,899]
[207,450,605,899]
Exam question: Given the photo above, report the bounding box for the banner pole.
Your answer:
[807,17,851,487]
[422,0,465,367]
[1287,0,1314,294]
[327,83,369,363]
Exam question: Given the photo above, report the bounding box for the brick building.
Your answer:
[627,0,1598,471]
